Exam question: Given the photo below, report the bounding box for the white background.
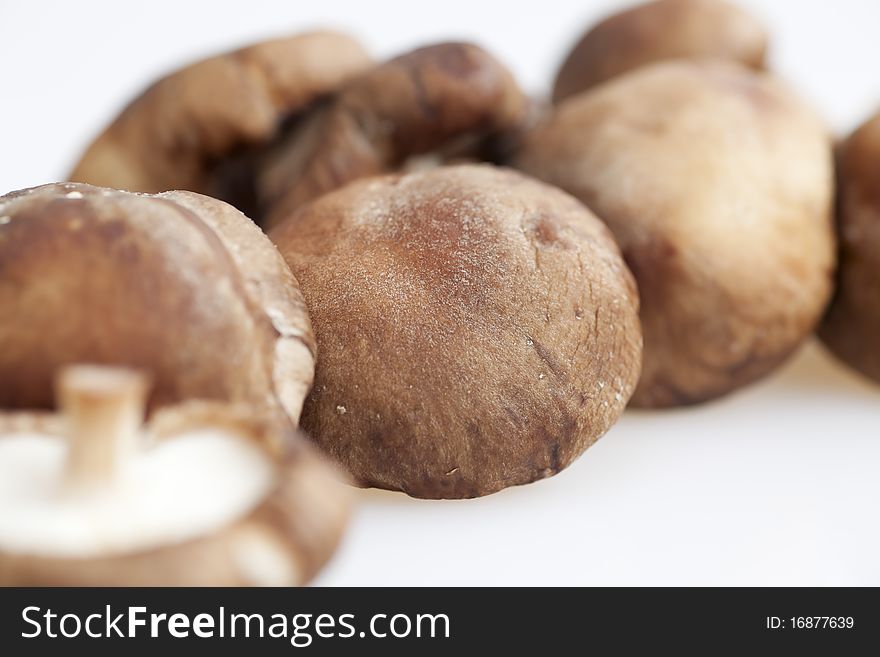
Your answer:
[1,0,879,585]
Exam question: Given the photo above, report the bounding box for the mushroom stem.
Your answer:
[57,365,149,493]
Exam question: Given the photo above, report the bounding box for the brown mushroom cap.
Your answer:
[69,31,372,200]
[514,60,834,407]
[0,400,350,586]
[819,111,880,383]
[270,165,642,499]
[553,0,768,103]
[259,42,527,229]
[0,183,315,422]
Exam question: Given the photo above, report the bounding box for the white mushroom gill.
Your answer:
[0,428,274,557]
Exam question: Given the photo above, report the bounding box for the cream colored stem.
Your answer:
[57,365,149,493]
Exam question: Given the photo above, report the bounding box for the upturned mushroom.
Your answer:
[553,0,768,103]
[271,165,642,499]
[0,183,315,423]
[258,42,527,229]
[819,110,880,383]
[0,365,349,586]
[514,60,835,407]
[69,31,373,217]
[68,36,527,232]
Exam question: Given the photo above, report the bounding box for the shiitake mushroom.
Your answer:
[0,183,315,423]
[0,365,349,586]
[553,0,767,102]
[514,60,835,407]
[67,35,527,231]
[69,31,373,218]
[819,110,880,383]
[270,165,642,499]
[258,42,527,229]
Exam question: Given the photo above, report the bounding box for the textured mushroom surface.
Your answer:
[271,165,642,498]
[260,42,527,229]
[819,112,880,383]
[69,31,372,206]
[515,60,834,407]
[0,183,315,422]
[553,0,767,102]
[0,372,350,587]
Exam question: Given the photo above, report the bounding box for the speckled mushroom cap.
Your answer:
[515,60,834,407]
[69,31,372,200]
[553,0,767,103]
[270,164,642,499]
[819,111,880,383]
[260,42,528,229]
[0,183,315,423]
[0,395,350,586]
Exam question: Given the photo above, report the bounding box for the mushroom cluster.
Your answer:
[70,38,527,231]
[1,0,875,584]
